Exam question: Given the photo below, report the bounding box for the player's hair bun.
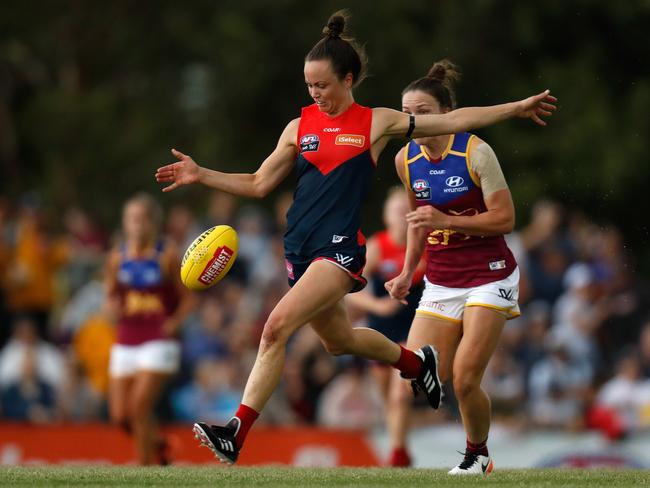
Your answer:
[323,12,345,39]
[427,59,461,87]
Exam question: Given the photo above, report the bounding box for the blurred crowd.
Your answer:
[1,192,649,441]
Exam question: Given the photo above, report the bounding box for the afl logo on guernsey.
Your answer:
[300,134,320,153]
[413,179,431,201]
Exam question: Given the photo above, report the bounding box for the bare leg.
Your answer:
[130,371,171,465]
[385,368,412,452]
[241,261,354,412]
[109,375,134,432]
[406,315,462,383]
[452,306,506,443]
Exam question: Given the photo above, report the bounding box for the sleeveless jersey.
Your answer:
[367,231,424,341]
[405,133,516,288]
[115,241,179,345]
[284,103,374,258]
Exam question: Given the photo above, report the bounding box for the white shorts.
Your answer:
[416,267,520,324]
[109,340,181,377]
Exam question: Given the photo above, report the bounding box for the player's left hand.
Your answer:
[517,90,557,126]
[406,206,450,230]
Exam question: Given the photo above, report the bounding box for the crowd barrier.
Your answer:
[0,423,378,466]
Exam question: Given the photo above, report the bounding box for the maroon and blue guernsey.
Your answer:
[114,241,179,345]
[405,132,516,288]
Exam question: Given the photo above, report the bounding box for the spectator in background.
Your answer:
[283,327,337,424]
[172,357,242,424]
[63,206,106,295]
[521,200,571,304]
[204,191,238,229]
[317,358,384,430]
[595,229,650,360]
[234,205,277,287]
[550,263,606,372]
[639,320,650,378]
[590,348,650,438]
[0,347,56,422]
[57,352,105,422]
[528,338,592,430]
[165,203,201,253]
[58,266,106,340]
[0,316,65,391]
[505,300,552,389]
[482,346,526,418]
[0,198,12,346]
[3,194,68,339]
[181,294,231,375]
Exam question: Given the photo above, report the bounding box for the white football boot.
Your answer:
[448,449,494,475]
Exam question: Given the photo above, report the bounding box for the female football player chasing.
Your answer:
[155,11,555,465]
[386,60,525,475]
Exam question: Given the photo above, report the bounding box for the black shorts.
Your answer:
[285,246,367,293]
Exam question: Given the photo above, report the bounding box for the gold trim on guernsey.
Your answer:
[464,134,481,187]
[465,302,521,319]
[441,134,455,159]
[406,149,427,165]
[415,309,462,324]
[403,143,411,185]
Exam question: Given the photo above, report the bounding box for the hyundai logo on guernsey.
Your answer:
[443,175,469,194]
[300,134,320,152]
[445,176,464,187]
[413,179,431,201]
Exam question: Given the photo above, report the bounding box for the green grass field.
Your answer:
[1,467,649,487]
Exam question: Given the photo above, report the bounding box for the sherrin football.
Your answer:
[180,225,238,290]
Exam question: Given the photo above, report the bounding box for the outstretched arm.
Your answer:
[376,90,557,139]
[155,118,299,198]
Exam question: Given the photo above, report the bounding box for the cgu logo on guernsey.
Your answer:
[444,175,468,193]
[300,134,320,152]
[198,246,234,285]
[335,134,365,147]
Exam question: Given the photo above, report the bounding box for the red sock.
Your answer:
[392,345,422,379]
[388,446,411,467]
[233,403,259,448]
[467,438,489,457]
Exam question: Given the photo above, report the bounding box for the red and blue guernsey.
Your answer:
[405,132,516,288]
[284,103,374,291]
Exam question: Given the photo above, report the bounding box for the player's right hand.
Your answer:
[155,148,201,192]
[384,273,412,305]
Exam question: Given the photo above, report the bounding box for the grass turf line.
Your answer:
[1,467,649,487]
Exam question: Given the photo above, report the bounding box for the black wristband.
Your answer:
[405,114,415,138]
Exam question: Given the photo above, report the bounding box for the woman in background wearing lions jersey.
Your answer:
[346,186,425,467]
[386,60,521,476]
[105,193,195,465]
[155,9,555,465]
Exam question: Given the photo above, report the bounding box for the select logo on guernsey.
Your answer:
[335,134,365,147]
